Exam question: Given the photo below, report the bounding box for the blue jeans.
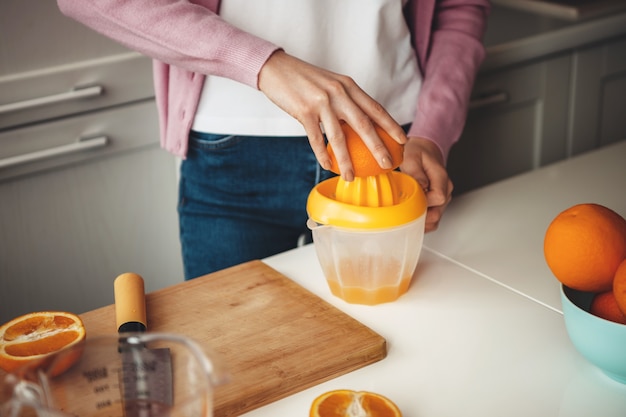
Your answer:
[178,131,335,280]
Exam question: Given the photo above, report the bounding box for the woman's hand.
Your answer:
[400,137,453,232]
[258,50,407,181]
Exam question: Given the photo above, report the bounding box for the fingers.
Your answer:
[344,84,408,145]
[401,137,454,232]
[338,82,407,172]
[343,113,393,173]
[320,117,353,181]
[302,123,332,172]
[424,177,453,232]
[400,138,433,190]
[258,51,405,180]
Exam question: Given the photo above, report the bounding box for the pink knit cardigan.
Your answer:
[57,0,490,160]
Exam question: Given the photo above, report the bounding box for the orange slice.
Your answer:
[0,311,86,376]
[310,389,402,417]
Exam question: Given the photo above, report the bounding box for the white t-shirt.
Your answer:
[192,0,422,136]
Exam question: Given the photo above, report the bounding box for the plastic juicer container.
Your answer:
[307,171,427,305]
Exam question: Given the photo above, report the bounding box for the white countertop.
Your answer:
[243,141,626,417]
[425,140,626,312]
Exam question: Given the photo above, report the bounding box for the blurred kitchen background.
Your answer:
[1,0,625,323]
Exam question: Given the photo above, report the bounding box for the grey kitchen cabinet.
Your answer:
[445,5,626,195]
[0,1,183,322]
[0,1,154,131]
[569,36,626,154]
[447,54,572,195]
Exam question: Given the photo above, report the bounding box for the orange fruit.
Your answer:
[328,122,403,177]
[543,203,626,292]
[590,290,626,324]
[0,311,86,377]
[613,258,626,316]
[310,389,402,417]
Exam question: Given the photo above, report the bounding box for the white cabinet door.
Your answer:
[0,102,183,323]
[0,101,162,180]
[0,53,154,131]
[0,1,184,323]
[0,1,154,131]
[0,147,183,323]
[0,1,129,75]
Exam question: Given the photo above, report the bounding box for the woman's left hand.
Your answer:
[400,137,453,232]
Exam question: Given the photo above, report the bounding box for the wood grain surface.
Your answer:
[80,260,387,416]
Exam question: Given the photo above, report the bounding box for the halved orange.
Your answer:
[0,311,85,376]
[310,389,402,417]
[327,122,404,178]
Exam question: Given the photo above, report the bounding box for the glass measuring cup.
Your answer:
[1,332,228,417]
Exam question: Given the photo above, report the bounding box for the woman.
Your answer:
[57,0,491,279]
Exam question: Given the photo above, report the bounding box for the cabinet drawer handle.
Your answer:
[0,85,104,114]
[469,91,509,110]
[0,136,108,169]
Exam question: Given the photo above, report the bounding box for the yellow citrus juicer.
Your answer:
[307,170,427,305]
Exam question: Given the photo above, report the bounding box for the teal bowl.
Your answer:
[561,285,626,384]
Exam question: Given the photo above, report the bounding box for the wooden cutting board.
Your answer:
[80,260,387,416]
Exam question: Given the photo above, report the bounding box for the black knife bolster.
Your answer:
[118,322,147,333]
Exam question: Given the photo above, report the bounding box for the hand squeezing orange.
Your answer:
[327,122,404,178]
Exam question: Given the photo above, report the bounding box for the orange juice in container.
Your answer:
[307,170,427,305]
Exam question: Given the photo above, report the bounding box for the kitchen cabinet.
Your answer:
[569,36,626,154]
[0,2,144,130]
[447,54,571,194]
[447,8,626,195]
[0,133,182,322]
[0,1,183,322]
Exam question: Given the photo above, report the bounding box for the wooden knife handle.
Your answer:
[114,272,147,333]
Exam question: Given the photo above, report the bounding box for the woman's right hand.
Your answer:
[258,50,406,182]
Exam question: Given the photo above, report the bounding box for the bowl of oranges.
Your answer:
[544,203,626,384]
